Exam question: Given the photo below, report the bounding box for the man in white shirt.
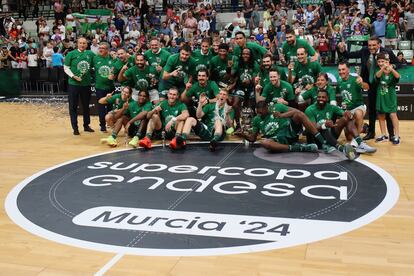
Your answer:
[198,14,210,35]
[90,38,99,54]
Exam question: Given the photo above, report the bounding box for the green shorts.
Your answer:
[193,121,225,141]
[269,119,301,145]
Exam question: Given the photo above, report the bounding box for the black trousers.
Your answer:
[367,85,394,137]
[68,84,91,130]
[95,88,112,129]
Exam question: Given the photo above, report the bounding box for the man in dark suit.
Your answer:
[338,36,400,140]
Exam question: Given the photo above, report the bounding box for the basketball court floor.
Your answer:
[0,102,413,275]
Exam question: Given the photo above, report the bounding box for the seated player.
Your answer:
[305,90,375,157]
[122,90,153,148]
[139,87,190,150]
[181,89,235,152]
[239,101,336,154]
[99,86,133,147]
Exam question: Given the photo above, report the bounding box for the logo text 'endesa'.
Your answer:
[85,162,350,201]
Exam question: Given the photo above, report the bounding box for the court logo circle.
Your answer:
[5,142,399,256]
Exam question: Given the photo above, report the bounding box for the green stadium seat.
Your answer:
[401,50,413,63]
[398,41,411,50]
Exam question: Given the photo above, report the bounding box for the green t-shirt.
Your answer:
[282,38,316,61]
[262,80,295,103]
[125,100,153,121]
[233,42,267,63]
[93,54,115,90]
[336,75,364,110]
[292,60,322,85]
[64,49,95,86]
[163,53,197,87]
[302,85,336,104]
[252,103,290,138]
[144,48,170,77]
[106,94,132,110]
[385,24,398,39]
[235,61,260,89]
[113,55,135,86]
[209,54,235,84]
[186,80,220,100]
[124,65,156,91]
[192,49,214,72]
[157,99,188,124]
[305,102,344,126]
[201,103,235,130]
[259,65,287,87]
[375,72,399,113]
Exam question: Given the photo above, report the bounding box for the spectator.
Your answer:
[0,46,9,68]
[54,0,65,23]
[397,52,408,65]
[372,14,386,45]
[52,47,64,68]
[242,0,253,29]
[404,3,414,41]
[385,16,399,50]
[251,4,260,30]
[90,38,99,54]
[113,13,126,40]
[198,14,210,35]
[43,42,54,68]
[8,42,20,68]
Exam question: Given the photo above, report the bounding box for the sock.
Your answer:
[212,134,221,142]
[288,144,302,152]
[181,133,188,140]
[314,132,326,145]
[146,132,152,139]
[355,136,363,145]
[111,132,117,139]
[337,144,344,152]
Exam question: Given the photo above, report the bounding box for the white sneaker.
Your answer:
[356,142,377,154]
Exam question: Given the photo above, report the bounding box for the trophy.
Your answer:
[354,65,361,76]
[241,106,254,133]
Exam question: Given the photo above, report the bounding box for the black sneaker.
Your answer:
[100,126,107,133]
[73,129,80,135]
[392,136,400,145]
[84,126,95,132]
[209,140,218,152]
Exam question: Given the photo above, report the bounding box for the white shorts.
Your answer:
[350,104,366,116]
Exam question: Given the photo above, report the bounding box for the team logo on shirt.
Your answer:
[98,65,112,78]
[77,60,90,74]
[136,78,149,90]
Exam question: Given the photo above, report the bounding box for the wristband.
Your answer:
[171,117,177,122]
[321,123,327,130]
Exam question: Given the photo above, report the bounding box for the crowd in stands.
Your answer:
[0,0,413,69]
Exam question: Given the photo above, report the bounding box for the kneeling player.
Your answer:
[123,90,153,148]
[181,89,235,151]
[304,90,374,158]
[240,101,337,153]
[139,87,190,150]
[99,86,133,147]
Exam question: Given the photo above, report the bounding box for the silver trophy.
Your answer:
[241,106,254,133]
[354,65,361,76]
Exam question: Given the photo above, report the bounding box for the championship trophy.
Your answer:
[241,106,254,146]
